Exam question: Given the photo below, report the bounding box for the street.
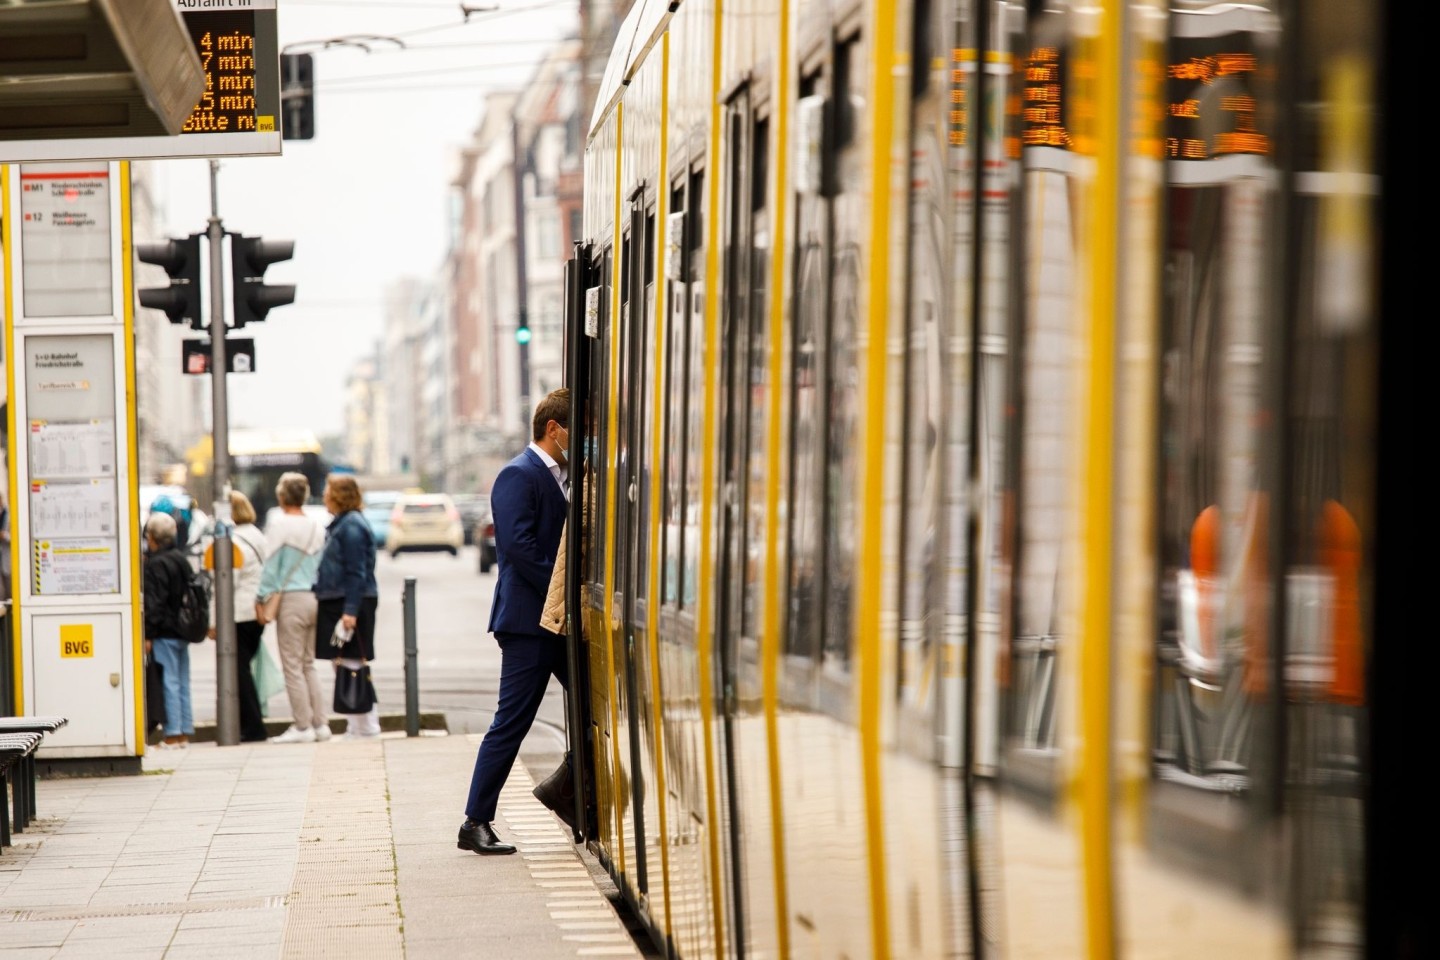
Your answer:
[187,542,571,782]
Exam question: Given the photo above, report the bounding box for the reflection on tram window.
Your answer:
[786,72,826,665]
[822,37,864,674]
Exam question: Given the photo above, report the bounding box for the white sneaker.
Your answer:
[340,730,381,741]
[270,724,316,744]
[312,725,333,742]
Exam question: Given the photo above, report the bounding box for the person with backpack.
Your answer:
[143,511,203,749]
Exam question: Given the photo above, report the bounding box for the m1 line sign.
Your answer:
[0,0,281,163]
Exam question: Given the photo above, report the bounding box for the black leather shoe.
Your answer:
[457,820,516,855]
[533,757,578,832]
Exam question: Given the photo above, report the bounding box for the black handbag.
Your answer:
[333,662,377,714]
[145,654,167,732]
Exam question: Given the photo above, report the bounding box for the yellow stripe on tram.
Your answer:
[606,103,627,879]
[763,1,793,956]
[120,162,146,754]
[859,0,899,956]
[647,31,675,940]
[1075,1,1121,955]
[699,0,728,953]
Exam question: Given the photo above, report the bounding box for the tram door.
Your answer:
[615,196,655,907]
[715,86,777,958]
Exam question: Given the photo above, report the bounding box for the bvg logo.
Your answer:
[60,624,94,658]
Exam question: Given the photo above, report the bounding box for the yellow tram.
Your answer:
[557,0,1398,956]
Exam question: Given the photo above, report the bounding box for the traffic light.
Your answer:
[136,234,203,327]
[515,322,532,344]
[281,53,314,141]
[231,235,296,327]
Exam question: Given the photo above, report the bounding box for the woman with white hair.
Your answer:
[256,471,330,743]
[143,511,196,748]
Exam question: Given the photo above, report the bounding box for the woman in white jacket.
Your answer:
[211,489,270,742]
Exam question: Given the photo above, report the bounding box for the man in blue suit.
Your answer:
[459,388,570,855]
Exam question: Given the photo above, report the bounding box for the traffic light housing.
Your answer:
[136,234,202,327]
[281,53,314,140]
[231,235,296,327]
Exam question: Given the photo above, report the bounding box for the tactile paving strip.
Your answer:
[280,738,404,960]
[498,763,643,959]
[1,895,287,923]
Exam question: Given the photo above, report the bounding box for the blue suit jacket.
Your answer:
[488,447,567,637]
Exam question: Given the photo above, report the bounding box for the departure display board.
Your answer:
[949,47,970,148]
[181,10,274,136]
[0,0,280,161]
[1166,31,1272,161]
[1022,45,1070,150]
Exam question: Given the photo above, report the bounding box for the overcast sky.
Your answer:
[147,0,578,438]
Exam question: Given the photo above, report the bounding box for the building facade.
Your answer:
[130,161,209,485]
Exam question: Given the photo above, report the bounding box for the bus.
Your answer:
[187,428,330,527]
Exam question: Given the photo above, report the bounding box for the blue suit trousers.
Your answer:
[464,633,569,822]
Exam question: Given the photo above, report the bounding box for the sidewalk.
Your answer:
[0,733,646,960]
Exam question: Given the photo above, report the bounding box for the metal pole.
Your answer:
[511,114,531,430]
[403,577,419,737]
[209,159,238,747]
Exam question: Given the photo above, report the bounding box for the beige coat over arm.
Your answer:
[539,519,567,635]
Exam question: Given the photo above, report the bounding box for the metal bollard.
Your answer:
[402,577,419,737]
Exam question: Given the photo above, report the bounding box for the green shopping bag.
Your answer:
[252,641,286,717]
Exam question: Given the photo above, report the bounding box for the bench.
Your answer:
[0,716,68,851]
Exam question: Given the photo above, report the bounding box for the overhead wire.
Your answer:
[320,56,575,88]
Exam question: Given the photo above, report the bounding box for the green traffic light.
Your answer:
[516,326,532,345]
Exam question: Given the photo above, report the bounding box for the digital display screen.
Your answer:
[1166,37,1269,160]
[0,2,279,163]
[949,47,970,148]
[181,11,273,135]
[1022,45,1070,150]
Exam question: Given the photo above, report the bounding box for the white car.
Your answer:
[386,493,464,558]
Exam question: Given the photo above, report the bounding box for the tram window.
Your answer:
[645,211,656,285]
[663,184,687,607]
[742,115,771,642]
[637,210,657,600]
[823,35,865,672]
[832,39,857,147]
[682,169,706,612]
[900,56,945,706]
[615,227,634,598]
[787,71,826,662]
[588,248,612,589]
[620,228,632,308]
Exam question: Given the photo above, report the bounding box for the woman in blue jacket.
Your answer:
[314,474,380,738]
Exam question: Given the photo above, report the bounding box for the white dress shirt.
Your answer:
[528,442,569,500]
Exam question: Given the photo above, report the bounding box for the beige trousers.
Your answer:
[276,591,326,729]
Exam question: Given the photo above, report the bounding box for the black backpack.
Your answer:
[172,555,212,644]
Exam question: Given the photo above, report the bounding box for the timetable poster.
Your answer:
[34,538,120,596]
[29,420,116,480]
[24,334,122,596]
